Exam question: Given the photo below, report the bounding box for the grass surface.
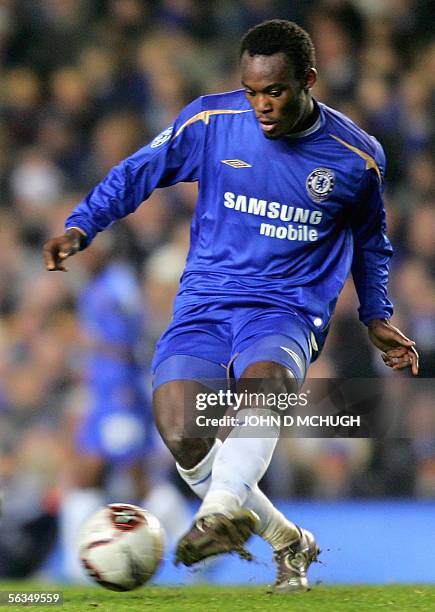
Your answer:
[0,583,434,611]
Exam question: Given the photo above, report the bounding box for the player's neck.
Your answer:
[288,98,318,136]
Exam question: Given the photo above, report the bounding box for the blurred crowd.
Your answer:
[0,0,434,575]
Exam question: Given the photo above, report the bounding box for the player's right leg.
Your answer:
[153,377,216,470]
[154,377,258,564]
[152,314,260,562]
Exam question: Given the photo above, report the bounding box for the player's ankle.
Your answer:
[196,489,242,519]
[262,516,302,550]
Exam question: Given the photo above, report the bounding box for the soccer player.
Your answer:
[44,20,419,592]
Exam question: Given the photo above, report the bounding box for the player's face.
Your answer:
[241,52,316,139]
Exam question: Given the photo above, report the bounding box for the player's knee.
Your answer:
[153,381,214,468]
[239,360,299,394]
[153,382,186,436]
[167,436,213,469]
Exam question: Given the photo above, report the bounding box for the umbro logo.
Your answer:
[221,159,252,168]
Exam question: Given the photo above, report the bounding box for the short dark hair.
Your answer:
[240,19,316,80]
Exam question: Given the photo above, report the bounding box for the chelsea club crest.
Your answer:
[306,167,335,202]
[150,126,174,148]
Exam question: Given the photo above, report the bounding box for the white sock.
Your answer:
[142,482,192,544]
[176,439,222,498]
[177,437,300,549]
[60,488,104,582]
[246,485,300,549]
[198,408,280,517]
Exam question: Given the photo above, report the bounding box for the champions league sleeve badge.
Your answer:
[150,126,174,148]
[306,167,335,202]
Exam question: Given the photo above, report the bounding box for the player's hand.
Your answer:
[368,319,419,376]
[43,229,83,271]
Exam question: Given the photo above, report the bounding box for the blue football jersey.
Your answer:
[66,90,393,346]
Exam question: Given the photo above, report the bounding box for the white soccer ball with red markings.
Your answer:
[79,503,165,591]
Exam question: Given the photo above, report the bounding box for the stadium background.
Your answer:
[0,0,434,585]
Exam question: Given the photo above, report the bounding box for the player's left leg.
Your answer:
[226,361,319,593]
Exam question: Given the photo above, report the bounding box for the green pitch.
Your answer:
[0,584,434,612]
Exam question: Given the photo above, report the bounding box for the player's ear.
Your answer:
[303,68,317,92]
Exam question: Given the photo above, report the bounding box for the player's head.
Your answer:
[240,19,317,139]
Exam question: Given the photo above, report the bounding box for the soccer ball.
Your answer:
[79,503,165,591]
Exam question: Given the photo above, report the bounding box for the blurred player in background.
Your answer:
[44,20,419,592]
[60,232,190,581]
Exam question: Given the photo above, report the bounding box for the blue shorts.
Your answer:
[152,300,317,391]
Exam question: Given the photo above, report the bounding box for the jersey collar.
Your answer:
[284,100,323,140]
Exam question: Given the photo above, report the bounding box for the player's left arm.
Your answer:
[367,318,418,375]
[350,147,419,375]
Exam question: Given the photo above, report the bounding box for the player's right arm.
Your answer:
[43,97,205,270]
[43,227,85,271]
